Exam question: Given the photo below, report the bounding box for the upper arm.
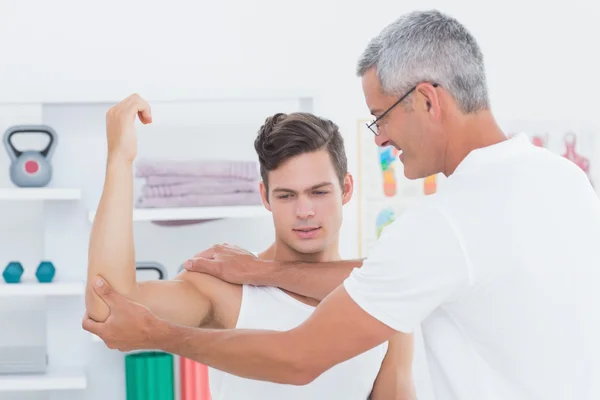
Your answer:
[135,274,212,328]
[135,270,241,329]
[370,333,416,400]
[343,204,470,333]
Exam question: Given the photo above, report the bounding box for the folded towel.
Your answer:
[135,158,260,181]
[136,191,262,208]
[141,179,259,198]
[145,176,209,185]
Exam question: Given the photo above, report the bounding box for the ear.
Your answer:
[417,83,441,119]
[341,173,354,205]
[259,181,272,211]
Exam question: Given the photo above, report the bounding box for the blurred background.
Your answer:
[0,0,599,399]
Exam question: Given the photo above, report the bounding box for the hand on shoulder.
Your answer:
[184,243,275,286]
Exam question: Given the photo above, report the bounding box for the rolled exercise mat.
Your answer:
[180,357,212,400]
[125,351,175,400]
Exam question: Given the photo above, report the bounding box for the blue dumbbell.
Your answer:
[3,261,24,284]
[36,261,55,283]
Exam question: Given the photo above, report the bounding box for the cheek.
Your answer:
[270,202,293,227]
[318,198,343,228]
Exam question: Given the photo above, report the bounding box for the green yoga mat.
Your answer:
[125,351,175,400]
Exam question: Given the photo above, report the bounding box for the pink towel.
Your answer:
[135,158,260,181]
[141,179,259,198]
[145,176,209,185]
[136,191,262,208]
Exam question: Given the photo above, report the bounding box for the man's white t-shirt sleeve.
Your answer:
[343,204,472,333]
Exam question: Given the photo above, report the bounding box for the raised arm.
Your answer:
[186,244,363,301]
[85,94,150,322]
[85,94,237,329]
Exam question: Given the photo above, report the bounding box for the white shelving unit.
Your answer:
[0,281,85,297]
[0,188,81,200]
[0,369,87,392]
[88,205,271,223]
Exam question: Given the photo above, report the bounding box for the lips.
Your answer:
[293,227,322,239]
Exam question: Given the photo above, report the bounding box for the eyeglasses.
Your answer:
[366,82,439,136]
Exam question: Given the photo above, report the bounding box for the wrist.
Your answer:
[107,153,134,170]
[257,259,282,286]
[150,318,174,352]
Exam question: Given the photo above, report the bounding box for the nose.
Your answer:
[374,132,390,147]
[296,197,315,219]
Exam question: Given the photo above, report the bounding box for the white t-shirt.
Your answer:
[344,133,600,400]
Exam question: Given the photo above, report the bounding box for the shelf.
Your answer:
[0,281,85,297]
[0,369,87,392]
[88,205,270,222]
[0,188,81,200]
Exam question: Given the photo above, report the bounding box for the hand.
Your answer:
[184,243,273,285]
[106,93,152,163]
[82,276,167,352]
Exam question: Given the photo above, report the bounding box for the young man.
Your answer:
[85,96,416,400]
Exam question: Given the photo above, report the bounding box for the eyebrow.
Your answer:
[272,181,334,193]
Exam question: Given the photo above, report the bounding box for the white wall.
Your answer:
[1,0,599,399]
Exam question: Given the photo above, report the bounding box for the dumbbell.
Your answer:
[2,261,24,284]
[2,261,56,284]
[36,261,55,283]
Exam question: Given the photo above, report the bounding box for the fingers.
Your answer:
[191,243,232,260]
[184,257,220,276]
[92,275,122,306]
[109,93,153,124]
[81,313,103,336]
[125,94,152,124]
[192,246,217,260]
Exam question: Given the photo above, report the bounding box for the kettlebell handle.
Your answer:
[3,125,58,161]
[135,261,168,281]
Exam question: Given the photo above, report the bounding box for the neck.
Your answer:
[258,237,341,306]
[443,109,507,176]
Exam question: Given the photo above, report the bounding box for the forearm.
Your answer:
[86,158,137,322]
[157,323,314,385]
[260,259,364,301]
[153,285,394,387]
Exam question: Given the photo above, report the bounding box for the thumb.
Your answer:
[92,276,122,306]
[185,258,220,276]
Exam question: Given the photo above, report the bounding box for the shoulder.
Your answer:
[175,270,243,329]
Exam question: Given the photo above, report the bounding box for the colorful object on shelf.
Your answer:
[2,261,24,284]
[125,351,175,400]
[531,134,548,148]
[180,357,212,400]
[424,174,437,195]
[376,208,396,239]
[378,146,399,197]
[35,261,56,283]
[562,132,591,178]
[3,125,57,188]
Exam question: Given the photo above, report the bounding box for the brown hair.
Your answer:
[254,112,347,196]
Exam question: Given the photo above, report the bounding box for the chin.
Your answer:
[291,240,327,255]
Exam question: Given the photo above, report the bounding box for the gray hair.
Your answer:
[356,10,489,113]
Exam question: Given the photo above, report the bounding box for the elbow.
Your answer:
[285,355,328,386]
[84,288,110,323]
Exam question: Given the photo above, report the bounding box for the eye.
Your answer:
[313,191,328,196]
[277,194,294,200]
